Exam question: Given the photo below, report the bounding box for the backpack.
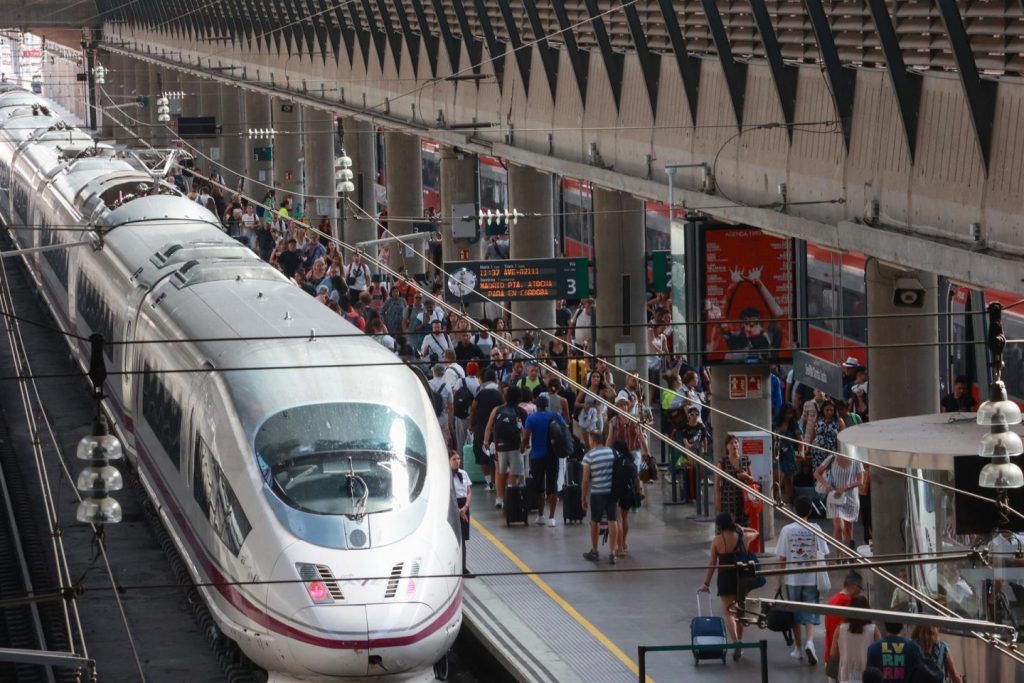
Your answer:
[546,416,572,458]
[909,644,946,683]
[909,657,944,683]
[493,406,521,446]
[452,378,474,420]
[611,446,638,499]
[429,385,445,417]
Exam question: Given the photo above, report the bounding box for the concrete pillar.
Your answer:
[219,85,246,195]
[343,116,377,249]
[303,107,338,235]
[272,97,303,205]
[865,258,939,605]
[508,163,556,331]
[384,131,423,273]
[440,147,479,262]
[244,90,273,199]
[196,78,220,165]
[593,186,646,385]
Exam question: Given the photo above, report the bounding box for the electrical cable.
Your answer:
[29,94,1024,660]
[0,237,146,677]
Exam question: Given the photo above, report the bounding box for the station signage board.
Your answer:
[792,350,844,398]
[702,226,795,363]
[443,258,589,304]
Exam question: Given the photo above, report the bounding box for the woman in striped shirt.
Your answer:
[814,453,864,554]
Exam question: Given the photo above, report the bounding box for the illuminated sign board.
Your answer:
[443,258,589,303]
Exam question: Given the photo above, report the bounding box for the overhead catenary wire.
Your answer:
[0,234,146,677]
[59,100,1024,661]
[171,126,1024,527]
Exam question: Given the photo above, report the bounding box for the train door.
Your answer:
[939,280,985,403]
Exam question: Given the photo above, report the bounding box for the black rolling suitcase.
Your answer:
[505,484,529,526]
[563,459,584,524]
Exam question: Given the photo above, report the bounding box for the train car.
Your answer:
[0,87,462,682]
[804,244,868,367]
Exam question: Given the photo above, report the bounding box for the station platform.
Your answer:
[461,477,829,683]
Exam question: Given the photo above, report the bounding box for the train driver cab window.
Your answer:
[255,403,427,517]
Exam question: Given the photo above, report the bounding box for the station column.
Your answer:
[342,117,377,249]
[244,91,273,200]
[440,146,479,263]
[303,107,338,235]
[593,186,646,386]
[272,97,303,204]
[507,163,555,332]
[865,259,939,604]
[384,131,423,273]
[218,85,246,195]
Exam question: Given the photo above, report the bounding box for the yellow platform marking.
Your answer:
[471,517,654,683]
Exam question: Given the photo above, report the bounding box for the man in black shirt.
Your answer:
[277,239,302,279]
[941,375,978,413]
[471,369,504,497]
[454,332,486,370]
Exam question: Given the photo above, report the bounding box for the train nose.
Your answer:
[287,605,371,677]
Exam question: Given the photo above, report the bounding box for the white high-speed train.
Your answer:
[0,85,462,682]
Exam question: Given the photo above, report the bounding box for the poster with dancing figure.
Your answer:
[704,227,794,363]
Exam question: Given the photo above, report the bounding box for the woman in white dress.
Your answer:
[832,594,879,683]
[814,451,864,555]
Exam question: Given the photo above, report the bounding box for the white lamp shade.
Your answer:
[76,496,123,524]
[76,432,123,462]
[979,430,1024,458]
[979,461,1024,489]
[76,464,123,492]
[977,398,1023,427]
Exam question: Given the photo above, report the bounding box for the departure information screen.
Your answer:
[443,258,589,303]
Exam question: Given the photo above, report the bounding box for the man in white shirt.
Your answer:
[775,497,831,666]
[442,350,476,453]
[420,320,452,362]
[345,252,371,296]
[428,364,453,446]
[570,298,596,350]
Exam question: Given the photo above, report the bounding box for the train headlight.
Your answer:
[296,563,336,604]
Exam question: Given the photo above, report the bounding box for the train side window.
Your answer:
[194,435,251,556]
[141,362,182,470]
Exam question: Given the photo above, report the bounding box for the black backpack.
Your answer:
[493,406,521,446]
[611,446,638,499]
[428,385,445,417]
[452,378,474,420]
[547,416,573,458]
[909,649,945,683]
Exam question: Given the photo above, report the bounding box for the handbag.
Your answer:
[735,534,767,591]
[814,455,835,495]
[765,587,795,634]
[815,550,832,592]
[825,649,840,679]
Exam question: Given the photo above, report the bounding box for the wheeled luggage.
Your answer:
[504,484,529,526]
[691,590,728,664]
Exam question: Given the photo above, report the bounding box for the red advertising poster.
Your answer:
[747,375,763,397]
[704,227,794,363]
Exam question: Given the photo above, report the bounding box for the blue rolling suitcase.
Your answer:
[505,484,529,526]
[691,591,728,664]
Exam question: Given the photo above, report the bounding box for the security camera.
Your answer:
[893,277,925,307]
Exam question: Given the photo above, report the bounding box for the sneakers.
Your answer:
[789,647,803,661]
[804,641,818,666]
[609,554,617,565]
[495,499,504,510]
[535,515,545,525]
[547,517,557,528]
[583,550,600,562]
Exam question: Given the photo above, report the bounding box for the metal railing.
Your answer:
[637,640,768,683]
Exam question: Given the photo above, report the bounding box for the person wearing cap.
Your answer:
[521,394,568,527]
[840,356,862,401]
[606,391,650,554]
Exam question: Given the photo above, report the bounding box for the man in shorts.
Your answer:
[520,395,566,527]
[484,385,528,504]
[581,430,619,564]
[776,497,830,665]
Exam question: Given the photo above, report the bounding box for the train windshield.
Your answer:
[254,403,428,517]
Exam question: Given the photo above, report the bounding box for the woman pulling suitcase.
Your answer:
[700,512,760,660]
